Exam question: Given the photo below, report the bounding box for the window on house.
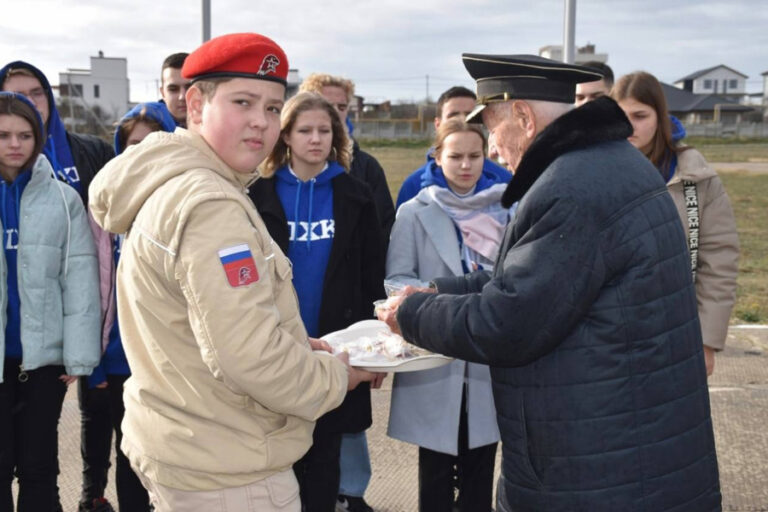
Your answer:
[94,84,100,98]
[729,79,738,89]
[703,79,712,89]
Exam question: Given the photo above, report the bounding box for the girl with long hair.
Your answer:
[613,71,739,375]
[251,92,385,512]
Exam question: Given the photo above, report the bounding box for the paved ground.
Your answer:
[34,324,768,511]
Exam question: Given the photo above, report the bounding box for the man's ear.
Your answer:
[512,100,537,141]
[186,86,203,126]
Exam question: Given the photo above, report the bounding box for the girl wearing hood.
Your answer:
[77,102,175,512]
[0,93,100,511]
[613,72,739,376]
[385,119,507,512]
[249,92,385,512]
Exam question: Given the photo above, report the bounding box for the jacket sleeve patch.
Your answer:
[218,244,259,287]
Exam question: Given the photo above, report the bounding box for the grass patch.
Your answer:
[720,173,768,323]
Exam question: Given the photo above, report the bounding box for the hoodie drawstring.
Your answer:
[306,178,315,253]
[292,179,302,249]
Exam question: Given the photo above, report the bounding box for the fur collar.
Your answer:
[501,97,632,207]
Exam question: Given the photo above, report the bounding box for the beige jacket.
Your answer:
[89,129,348,491]
[667,148,739,350]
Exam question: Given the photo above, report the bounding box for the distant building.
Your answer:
[763,70,768,105]
[286,68,301,98]
[538,43,608,64]
[58,51,130,124]
[673,65,747,102]
[661,82,752,125]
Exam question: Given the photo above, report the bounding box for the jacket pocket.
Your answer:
[519,398,544,489]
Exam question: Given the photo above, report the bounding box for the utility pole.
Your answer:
[202,0,211,42]
[563,0,576,64]
[426,74,430,103]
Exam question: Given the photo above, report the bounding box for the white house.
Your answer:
[538,43,608,64]
[673,65,747,100]
[59,51,130,123]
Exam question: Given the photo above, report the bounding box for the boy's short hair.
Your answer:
[299,73,355,100]
[191,77,233,101]
[162,53,189,74]
[436,86,476,119]
[1,67,37,88]
[582,61,614,87]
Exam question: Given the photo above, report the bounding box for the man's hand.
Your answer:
[703,346,715,377]
[309,337,333,353]
[376,285,436,335]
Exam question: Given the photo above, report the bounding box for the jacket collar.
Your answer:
[501,97,633,207]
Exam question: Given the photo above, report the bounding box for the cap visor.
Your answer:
[466,103,486,123]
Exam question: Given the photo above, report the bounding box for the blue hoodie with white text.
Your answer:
[274,162,345,338]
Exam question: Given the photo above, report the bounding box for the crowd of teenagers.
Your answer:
[0,30,737,512]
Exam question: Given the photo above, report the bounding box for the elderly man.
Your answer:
[381,55,721,511]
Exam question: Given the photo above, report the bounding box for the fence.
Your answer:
[682,122,768,138]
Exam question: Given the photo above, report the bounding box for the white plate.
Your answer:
[322,320,453,373]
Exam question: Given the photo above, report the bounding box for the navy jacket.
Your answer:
[397,98,721,511]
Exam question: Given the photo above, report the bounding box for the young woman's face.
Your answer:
[283,108,334,173]
[618,97,658,154]
[126,121,157,148]
[0,114,36,178]
[435,131,485,195]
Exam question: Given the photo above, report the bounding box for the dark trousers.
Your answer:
[78,377,112,506]
[418,392,497,512]
[293,429,343,512]
[0,359,67,512]
[79,374,150,511]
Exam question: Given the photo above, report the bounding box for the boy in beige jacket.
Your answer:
[89,33,373,512]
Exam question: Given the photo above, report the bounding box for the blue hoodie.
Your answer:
[88,102,175,387]
[113,101,177,154]
[0,61,82,194]
[662,115,687,183]
[0,92,42,360]
[396,149,511,209]
[274,161,345,338]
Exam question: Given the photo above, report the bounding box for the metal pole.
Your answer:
[563,0,576,64]
[202,0,211,42]
[426,74,430,103]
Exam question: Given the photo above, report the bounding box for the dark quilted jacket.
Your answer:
[397,98,721,511]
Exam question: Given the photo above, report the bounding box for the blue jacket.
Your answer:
[0,154,101,382]
[398,98,720,511]
[396,150,510,209]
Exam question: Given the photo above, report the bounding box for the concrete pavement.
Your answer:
[43,324,768,511]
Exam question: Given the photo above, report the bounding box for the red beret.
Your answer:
[182,33,289,85]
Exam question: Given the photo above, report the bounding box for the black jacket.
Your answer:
[67,132,114,205]
[398,98,721,511]
[250,171,386,434]
[350,141,395,246]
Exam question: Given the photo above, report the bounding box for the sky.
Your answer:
[2,0,767,105]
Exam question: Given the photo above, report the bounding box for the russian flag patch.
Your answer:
[218,244,259,287]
